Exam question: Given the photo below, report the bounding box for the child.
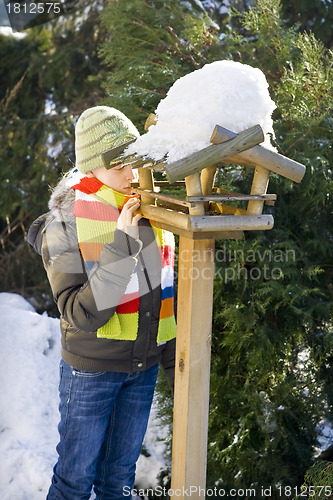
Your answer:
[28,106,176,499]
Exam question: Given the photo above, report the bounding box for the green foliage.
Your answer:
[281,0,333,49]
[0,1,109,312]
[293,461,333,499]
[208,234,328,493]
[203,0,333,494]
[99,0,221,127]
[275,33,332,152]
[0,0,332,493]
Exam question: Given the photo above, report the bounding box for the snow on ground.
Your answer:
[0,292,168,500]
[127,60,276,163]
[1,292,332,498]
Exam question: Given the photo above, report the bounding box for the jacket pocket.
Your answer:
[71,368,106,377]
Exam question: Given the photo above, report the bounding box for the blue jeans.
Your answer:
[47,359,159,500]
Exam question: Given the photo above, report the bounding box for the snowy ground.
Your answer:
[0,292,169,500]
[1,292,332,499]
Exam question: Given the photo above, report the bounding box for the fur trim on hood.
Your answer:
[48,174,75,222]
[27,174,75,254]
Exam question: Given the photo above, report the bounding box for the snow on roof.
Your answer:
[127,60,276,164]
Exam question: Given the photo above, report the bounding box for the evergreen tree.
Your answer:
[281,0,333,49]
[294,461,333,500]
[207,0,333,494]
[99,0,221,128]
[1,0,332,493]
[0,1,108,312]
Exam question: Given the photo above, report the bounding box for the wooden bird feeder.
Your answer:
[129,114,306,499]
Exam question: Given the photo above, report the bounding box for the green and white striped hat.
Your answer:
[75,106,139,173]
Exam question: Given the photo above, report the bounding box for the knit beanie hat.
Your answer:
[75,106,140,173]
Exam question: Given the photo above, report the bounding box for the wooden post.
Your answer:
[201,165,217,211]
[137,167,155,205]
[171,171,214,500]
[137,105,156,205]
[247,166,270,215]
[170,237,215,499]
[185,173,205,216]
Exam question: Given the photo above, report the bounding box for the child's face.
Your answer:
[90,163,138,194]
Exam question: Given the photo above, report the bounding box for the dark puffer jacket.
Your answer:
[28,177,176,388]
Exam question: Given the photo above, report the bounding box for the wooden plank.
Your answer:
[189,214,274,232]
[171,237,215,499]
[210,124,306,183]
[185,173,206,216]
[137,168,155,205]
[131,180,186,187]
[201,165,217,196]
[132,187,193,208]
[137,205,273,233]
[201,164,217,211]
[247,165,270,215]
[138,204,190,231]
[156,200,190,213]
[213,187,276,207]
[164,124,264,183]
[187,194,277,202]
[151,219,244,240]
[210,202,247,216]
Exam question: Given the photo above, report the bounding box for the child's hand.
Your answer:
[117,198,142,240]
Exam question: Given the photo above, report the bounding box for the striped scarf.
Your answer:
[66,169,176,345]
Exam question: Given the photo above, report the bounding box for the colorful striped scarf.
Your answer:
[66,169,176,345]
